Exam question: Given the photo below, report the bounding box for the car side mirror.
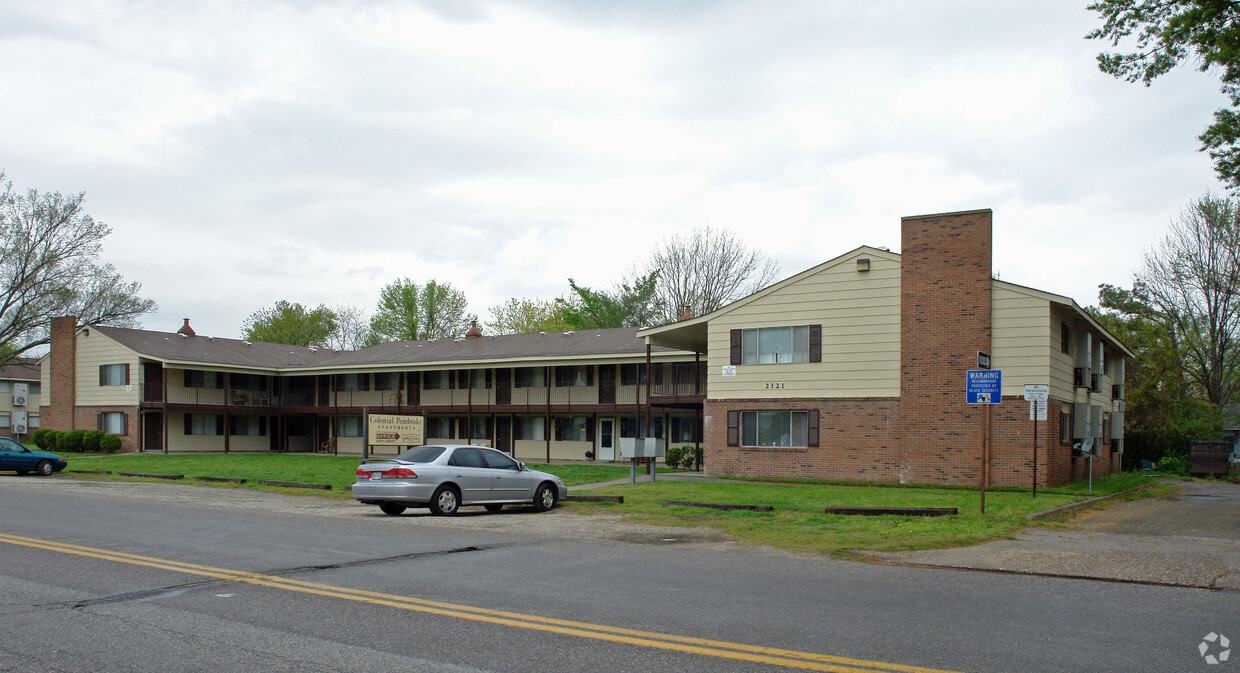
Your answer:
[517,462,526,471]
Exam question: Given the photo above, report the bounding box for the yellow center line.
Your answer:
[0,532,967,673]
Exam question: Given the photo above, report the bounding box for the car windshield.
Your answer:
[393,446,447,463]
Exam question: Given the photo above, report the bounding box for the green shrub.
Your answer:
[663,446,683,469]
[83,430,106,452]
[99,434,123,453]
[32,429,53,449]
[1160,453,1189,476]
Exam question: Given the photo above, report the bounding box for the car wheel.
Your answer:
[429,485,460,516]
[533,483,557,512]
[36,461,54,477]
[484,504,503,513]
[379,502,407,516]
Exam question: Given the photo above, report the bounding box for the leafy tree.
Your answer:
[1136,195,1240,407]
[242,301,337,347]
[369,278,476,342]
[485,297,574,335]
[0,172,156,365]
[636,226,779,323]
[1087,1,1240,187]
[558,271,660,329]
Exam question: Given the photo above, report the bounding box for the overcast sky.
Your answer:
[0,0,1227,339]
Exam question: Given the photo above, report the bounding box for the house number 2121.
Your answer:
[765,382,785,389]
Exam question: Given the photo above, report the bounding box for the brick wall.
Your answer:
[74,405,140,453]
[43,316,77,431]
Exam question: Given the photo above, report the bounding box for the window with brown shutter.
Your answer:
[807,409,819,447]
[808,325,822,363]
[727,410,739,446]
[730,329,742,365]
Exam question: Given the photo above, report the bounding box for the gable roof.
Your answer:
[90,325,687,373]
[0,360,40,381]
[992,280,1135,359]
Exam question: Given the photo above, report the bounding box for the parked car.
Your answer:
[0,436,68,476]
[352,444,568,516]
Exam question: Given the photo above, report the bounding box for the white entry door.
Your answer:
[598,418,616,461]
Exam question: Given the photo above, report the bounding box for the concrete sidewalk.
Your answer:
[864,480,1240,590]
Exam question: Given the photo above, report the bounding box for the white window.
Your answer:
[101,412,127,435]
[29,383,40,395]
[0,413,9,428]
[187,414,220,436]
[426,416,452,438]
[741,326,810,364]
[0,381,10,393]
[557,416,589,441]
[230,416,265,436]
[423,371,450,390]
[469,416,490,439]
[514,368,545,388]
[28,414,39,429]
[100,364,128,386]
[740,411,807,448]
[336,416,362,437]
[517,417,544,440]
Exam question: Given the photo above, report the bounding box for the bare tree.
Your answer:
[326,304,372,350]
[1138,194,1240,407]
[0,172,156,364]
[637,226,779,324]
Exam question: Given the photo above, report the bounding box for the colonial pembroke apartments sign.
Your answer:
[367,414,425,446]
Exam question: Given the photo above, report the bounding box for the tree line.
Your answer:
[241,225,780,348]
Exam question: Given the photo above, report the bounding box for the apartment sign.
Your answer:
[367,414,425,446]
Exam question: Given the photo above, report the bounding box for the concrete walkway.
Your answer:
[865,480,1240,590]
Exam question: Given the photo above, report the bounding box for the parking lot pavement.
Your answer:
[864,480,1240,590]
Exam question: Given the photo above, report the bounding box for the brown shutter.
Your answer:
[730,329,742,365]
[807,409,819,447]
[184,370,193,387]
[98,412,104,431]
[215,415,225,436]
[184,414,193,436]
[228,415,237,436]
[586,366,594,387]
[99,365,106,386]
[124,363,131,385]
[121,414,128,435]
[259,417,267,436]
[554,418,563,441]
[586,418,596,442]
[809,325,822,363]
[727,410,739,446]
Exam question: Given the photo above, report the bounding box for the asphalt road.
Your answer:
[1,477,1236,673]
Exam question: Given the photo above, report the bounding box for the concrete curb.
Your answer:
[1024,483,1155,521]
[257,479,332,490]
[117,471,184,480]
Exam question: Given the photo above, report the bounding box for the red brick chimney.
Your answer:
[177,318,196,336]
[465,320,482,339]
[44,316,78,431]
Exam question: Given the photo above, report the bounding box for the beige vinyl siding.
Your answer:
[708,251,901,399]
[168,411,226,453]
[75,332,141,406]
[167,368,226,406]
[1050,306,1077,401]
[513,440,588,462]
[991,284,1053,396]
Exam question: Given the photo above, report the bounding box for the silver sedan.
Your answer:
[352,444,569,516]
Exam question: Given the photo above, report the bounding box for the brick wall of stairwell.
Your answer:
[897,209,995,486]
[42,316,77,432]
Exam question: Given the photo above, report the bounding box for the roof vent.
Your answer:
[243,341,252,346]
[177,318,196,336]
[465,320,482,339]
[178,332,188,338]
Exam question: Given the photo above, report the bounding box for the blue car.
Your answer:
[0,436,68,476]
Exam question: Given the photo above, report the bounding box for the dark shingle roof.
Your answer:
[0,361,40,381]
[91,325,680,372]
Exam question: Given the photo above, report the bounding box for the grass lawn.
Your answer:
[569,472,1163,556]
[47,452,1162,556]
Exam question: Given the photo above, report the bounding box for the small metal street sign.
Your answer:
[966,369,1002,404]
[1023,384,1048,402]
[977,351,991,369]
[1028,399,1047,421]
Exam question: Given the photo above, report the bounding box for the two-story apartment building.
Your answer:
[639,209,1131,487]
[1,360,42,440]
[39,320,704,463]
[39,208,1129,488]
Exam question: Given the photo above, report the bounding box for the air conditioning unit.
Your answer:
[12,395,25,406]
[1073,368,1088,389]
[1112,384,1123,400]
[14,425,27,434]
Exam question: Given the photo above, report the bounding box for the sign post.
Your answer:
[967,370,1002,514]
[1023,384,1048,498]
